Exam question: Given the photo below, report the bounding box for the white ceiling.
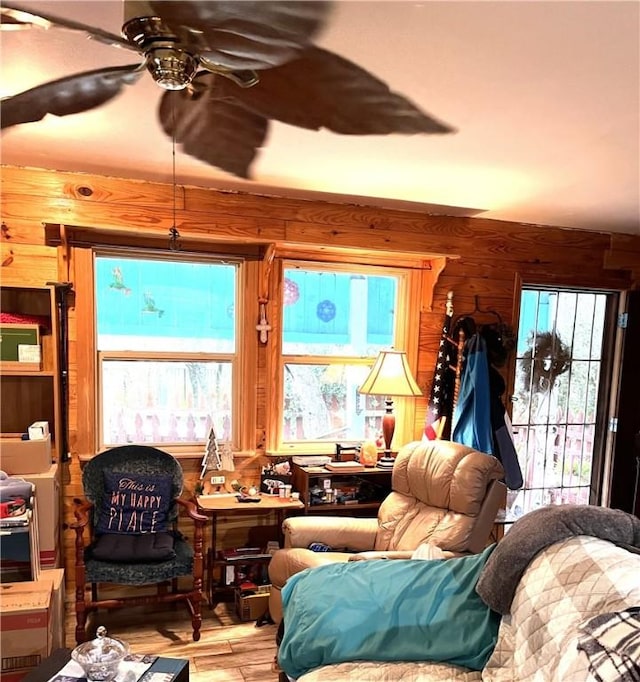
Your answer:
[1,0,639,235]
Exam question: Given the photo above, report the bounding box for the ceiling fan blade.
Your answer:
[148,1,332,70]
[0,2,138,52]
[159,78,268,179]
[225,46,456,135]
[1,65,143,130]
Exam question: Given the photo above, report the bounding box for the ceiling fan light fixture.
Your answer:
[145,46,199,90]
[122,16,198,90]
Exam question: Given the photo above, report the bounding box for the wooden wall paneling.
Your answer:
[1,218,46,245]
[3,164,640,597]
[0,242,58,285]
[0,170,181,208]
[605,234,640,281]
[63,206,286,244]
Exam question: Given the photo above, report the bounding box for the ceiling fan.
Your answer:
[1,1,455,179]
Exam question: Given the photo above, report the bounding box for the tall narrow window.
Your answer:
[509,287,616,519]
[280,263,407,448]
[95,254,238,447]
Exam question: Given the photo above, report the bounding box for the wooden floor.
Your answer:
[64,600,280,682]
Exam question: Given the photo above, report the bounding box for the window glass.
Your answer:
[282,270,396,356]
[95,255,237,446]
[96,256,236,352]
[101,360,232,445]
[281,265,400,445]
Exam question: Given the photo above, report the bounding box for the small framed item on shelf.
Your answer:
[0,323,41,371]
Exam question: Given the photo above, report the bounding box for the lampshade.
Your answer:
[358,349,422,468]
[358,349,422,398]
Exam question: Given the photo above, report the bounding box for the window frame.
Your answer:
[84,247,257,456]
[265,258,421,455]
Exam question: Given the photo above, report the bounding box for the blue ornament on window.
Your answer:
[316,299,336,322]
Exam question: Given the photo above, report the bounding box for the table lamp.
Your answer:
[358,349,422,468]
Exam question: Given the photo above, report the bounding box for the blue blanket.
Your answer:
[278,545,500,679]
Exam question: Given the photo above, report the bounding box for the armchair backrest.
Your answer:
[374,440,506,555]
[82,445,183,527]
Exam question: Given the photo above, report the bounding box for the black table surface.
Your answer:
[21,648,189,682]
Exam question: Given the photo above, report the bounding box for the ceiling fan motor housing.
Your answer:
[122,16,199,90]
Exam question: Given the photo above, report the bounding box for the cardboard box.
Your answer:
[0,435,52,475]
[0,579,53,675]
[39,568,65,651]
[21,464,61,569]
[27,422,49,441]
[235,588,270,622]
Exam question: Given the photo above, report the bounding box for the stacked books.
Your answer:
[324,461,365,473]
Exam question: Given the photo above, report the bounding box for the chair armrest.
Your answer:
[176,497,208,524]
[348,550,416,561]
[283,516,378,551]
[349,549,466,561]
[69,498,93,530]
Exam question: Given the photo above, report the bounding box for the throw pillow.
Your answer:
[96,472,173,534]
[90,532,176,563]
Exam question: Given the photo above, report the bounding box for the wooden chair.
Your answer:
[71,445,207,644]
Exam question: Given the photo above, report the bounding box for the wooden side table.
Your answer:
[291,463,392,515]
[196,494,304,607]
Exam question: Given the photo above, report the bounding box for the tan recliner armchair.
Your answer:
[268,439,506,623]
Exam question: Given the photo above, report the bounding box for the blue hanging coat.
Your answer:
[452,333,494,454]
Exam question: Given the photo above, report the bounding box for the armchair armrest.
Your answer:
[348,550,416,561]
[176,497,208,524]
[348,548,465,561]
[69,498,93,531]
[283,515,378,551]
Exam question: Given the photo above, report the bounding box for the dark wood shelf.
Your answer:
[291,463,392,515]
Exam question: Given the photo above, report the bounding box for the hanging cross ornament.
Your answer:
[257,297,271,344]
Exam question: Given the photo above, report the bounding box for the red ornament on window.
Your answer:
[284,278,300,305]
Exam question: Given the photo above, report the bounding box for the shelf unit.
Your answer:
[0,284,62,462]
[291,463,392,515]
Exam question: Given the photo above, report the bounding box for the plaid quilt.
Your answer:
[578,608,640,681]
[483,536,640,682]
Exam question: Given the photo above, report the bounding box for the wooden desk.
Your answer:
[196,494,304,607]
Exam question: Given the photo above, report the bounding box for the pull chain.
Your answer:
[169,100,181,252]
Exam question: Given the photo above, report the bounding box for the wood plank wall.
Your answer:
[2,165,639,589]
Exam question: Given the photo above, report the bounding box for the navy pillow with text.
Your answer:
[96,472,173,534]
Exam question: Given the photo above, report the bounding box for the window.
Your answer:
[95,253,239,448]
[277,262,416,451]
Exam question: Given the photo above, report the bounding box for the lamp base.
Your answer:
[376,456,395,468]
